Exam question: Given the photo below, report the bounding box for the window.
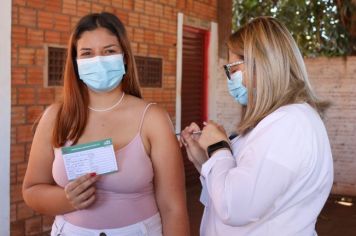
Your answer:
[44,45,66,87]
[135,56,162,88]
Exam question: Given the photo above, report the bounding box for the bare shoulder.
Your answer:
[144,104,174,134]
[36,103,61,131]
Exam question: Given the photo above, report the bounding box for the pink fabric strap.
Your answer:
[139,103,156,132]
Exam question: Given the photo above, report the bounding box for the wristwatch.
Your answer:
[207,140,232,158]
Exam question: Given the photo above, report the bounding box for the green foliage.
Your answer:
[232,0,355,57]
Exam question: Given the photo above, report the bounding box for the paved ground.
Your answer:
[186,185,356,236]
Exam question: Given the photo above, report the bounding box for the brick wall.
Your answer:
[215,56,356,197]
[11,0,217,235]
[306,56,356,196]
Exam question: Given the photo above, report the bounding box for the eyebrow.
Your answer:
[103,44,120,49]
[79,44,121,51]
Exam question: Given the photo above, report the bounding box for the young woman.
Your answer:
[181,16,333,236]
[23,12,189,236]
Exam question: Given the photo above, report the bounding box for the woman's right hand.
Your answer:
[180,122,208,173]
[64,173,100,210]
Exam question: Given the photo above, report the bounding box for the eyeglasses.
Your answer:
[223,60,244,80]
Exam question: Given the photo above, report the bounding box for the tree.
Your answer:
[232,0,355,57]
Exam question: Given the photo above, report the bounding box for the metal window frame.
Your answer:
[44,44,67,88]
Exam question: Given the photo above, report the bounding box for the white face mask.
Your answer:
[227,71,248,105]
[76,54,126,92]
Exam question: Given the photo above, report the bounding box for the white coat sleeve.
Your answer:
[200,113,303,226]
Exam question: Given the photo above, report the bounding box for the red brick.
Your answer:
[42,215,55,233]
[44,30,61,44]
[154,3,164,17]
[27,0,45,9]
[112,0,123,8]
[27,106,44,123]
[144,31,155,42]
[12,66,26,85]
[115,9,129,24]
[11,164,17,185]
[77,0,91,17]
[18,87,36,105]
[11,106,26,125]
[12,87,18,104]
[38,11,54,30]
[16,163,27,184]
[60,31,71,44]
[27,28,44,45]
[149,17,160,29]
[128,12,139,27]
[123,0,134,10]
[92,3,105,12]
[18,47,35,65]
[12,5,18,25]
[35,48,45,66]
[138,43,148,55]
[155,32,164,44]
[99,0,111,5]
[63,0,77,15]
[139,14,150,28]
[11,184,23,203]
[10,220,25,236]
[134,28,144,43]
[54,87,64,102]
[16,124,33,143]
[13,0,26,6]
[45,0,62,12]
[18,7,37,27]
[26,216,42,235]
[54,14,70,32]
[11,144,25,164]
[27,66,43,85]
[25,143,32,162]
[134,0,145,13]
[11,126,16,144]
[144,1,156,16]
[11,203,16,222]
[12,26,26,46]
[37,88,55,104]
[17,202,34,220]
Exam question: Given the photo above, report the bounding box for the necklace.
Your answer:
[88,92,125,112]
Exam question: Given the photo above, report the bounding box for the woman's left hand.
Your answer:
[198,121,229,150]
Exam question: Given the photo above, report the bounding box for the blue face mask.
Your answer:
[77,54,126,92]
[227,70,248,105]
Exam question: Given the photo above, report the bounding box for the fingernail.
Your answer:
[90,172,97,177]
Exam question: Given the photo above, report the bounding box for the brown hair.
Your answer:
[227,16,329,135]
[52,12,142,147]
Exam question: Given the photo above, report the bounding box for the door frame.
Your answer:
[175,13,218,133]
[0,0,12,235]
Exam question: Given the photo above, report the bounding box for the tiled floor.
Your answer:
[186,185,356,236]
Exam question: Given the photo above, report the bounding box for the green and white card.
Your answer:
[61,138,118,181]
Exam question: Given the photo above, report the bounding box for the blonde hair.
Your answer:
[227,16,329,135]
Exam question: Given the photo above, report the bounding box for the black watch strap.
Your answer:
[207,140,232,158]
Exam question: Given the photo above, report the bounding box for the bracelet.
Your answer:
[207,140,232,158]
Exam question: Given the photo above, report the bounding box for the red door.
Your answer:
[181,26,208,186]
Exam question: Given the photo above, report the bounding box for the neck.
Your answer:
[88,86,124,111]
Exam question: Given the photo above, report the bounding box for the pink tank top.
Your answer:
[52,104,158,229]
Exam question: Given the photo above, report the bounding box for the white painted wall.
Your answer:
[207,22,218,121]
[0,0,11,235]
[175,12,183,134]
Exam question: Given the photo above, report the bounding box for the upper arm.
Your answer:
[23,104,60,192]
[142,105,186,211]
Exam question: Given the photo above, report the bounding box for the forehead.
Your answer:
[77,27,120,48]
